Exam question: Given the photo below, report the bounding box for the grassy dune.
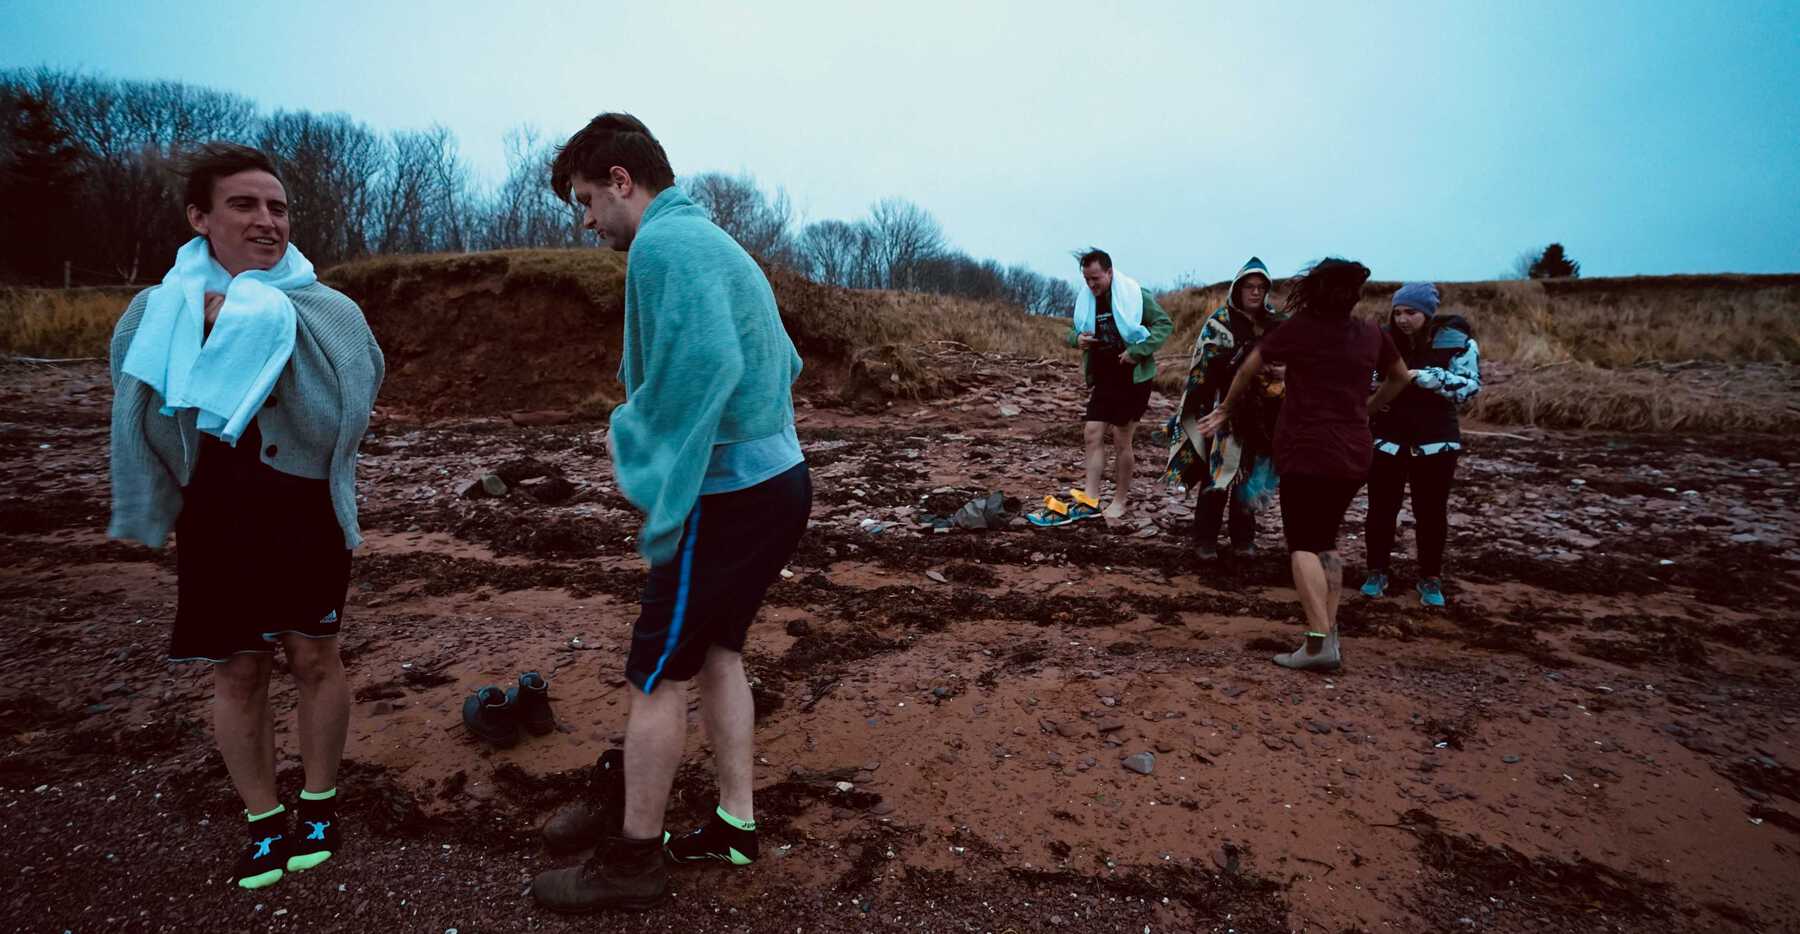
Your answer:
[0,286,138,360]
[3,255,1795,432]
[1157,275,1800,432]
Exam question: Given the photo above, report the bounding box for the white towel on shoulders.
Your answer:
[121,237,314,444]
[1072,272,1148,344]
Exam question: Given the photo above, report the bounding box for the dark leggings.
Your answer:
[1193,486,1255,548]
[1365,449,1459,578]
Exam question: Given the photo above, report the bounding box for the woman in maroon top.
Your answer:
[1196,259,1412,671]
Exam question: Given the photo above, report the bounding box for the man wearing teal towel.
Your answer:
[531,113,810,913]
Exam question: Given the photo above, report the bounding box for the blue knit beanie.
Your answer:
[1392,282,1440,318]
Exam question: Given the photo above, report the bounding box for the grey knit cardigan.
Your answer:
[108,281,385,549]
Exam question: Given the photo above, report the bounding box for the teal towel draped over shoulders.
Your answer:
[610,187,804,565]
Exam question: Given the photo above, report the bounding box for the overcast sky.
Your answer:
[7,0,1798,286]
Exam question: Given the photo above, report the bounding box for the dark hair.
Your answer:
[180,142,281,212]
[1232,272,1272,309]
[1075,247,1112,271]
[550,112,675,202]
[1284,258,1370,321]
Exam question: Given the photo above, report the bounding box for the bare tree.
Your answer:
[797,219,868,286]
[866,197,945,290]
[1505,248,1538,280]
[373,126,472,254]
[258,110,386,264]
[479,125,585,250]
[911,250,1007,301]
[1042,278,1078,316]
[424,124,472,252]
[683,171,798,266]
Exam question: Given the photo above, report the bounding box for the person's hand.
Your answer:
[203,292,226,324]
[1077,333,1096,350]
[1116,350,1133,365]
[1195,406,1229,437]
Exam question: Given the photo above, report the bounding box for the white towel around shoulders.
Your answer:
[120,237,315,444]
[1072,272,1149,344]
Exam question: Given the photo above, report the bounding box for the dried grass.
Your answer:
[1151,274,1800,433]
[1470,361,1800,433]
[0,287,138,359]
[5,258,1795,434]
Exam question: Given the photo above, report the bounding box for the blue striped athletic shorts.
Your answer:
[626,462,811,693]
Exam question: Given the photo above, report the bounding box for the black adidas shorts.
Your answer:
[627,462,811,693]
[169,429,350,663]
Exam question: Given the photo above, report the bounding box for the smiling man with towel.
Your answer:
[1062,247,1172,521]
[108,142,384,891]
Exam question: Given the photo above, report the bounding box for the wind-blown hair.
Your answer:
[1074,247,1112,271]
[179,142,281,212]
[1284,258,1370,321]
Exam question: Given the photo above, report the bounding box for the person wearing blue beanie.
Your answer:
[1360,282,1482,607]
[1390,281,1440,319]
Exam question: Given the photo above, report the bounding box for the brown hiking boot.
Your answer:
[531,834,668,913]
[542,748,624,854]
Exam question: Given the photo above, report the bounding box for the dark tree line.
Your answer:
[686,174,1077,315]
[0,68,1075,316]
[0,68,584,285]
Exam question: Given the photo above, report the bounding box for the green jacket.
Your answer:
[1065,290,1172,385]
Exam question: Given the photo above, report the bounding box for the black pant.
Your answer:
[1365,449,1458,578]
[1193,486,1255,548]
[626,462,812,694]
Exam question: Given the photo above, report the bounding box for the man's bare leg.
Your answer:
[1082,421,1107,499]
[697,645,755,822]
[281,634,349,795]
[620,679,690,840]
[214,654,279,814]
[1105,421,1137,517]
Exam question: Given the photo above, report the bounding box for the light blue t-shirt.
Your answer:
[700,422,804,495]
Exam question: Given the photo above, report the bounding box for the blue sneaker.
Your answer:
[1417,578,1446,608]
[1360,572,1389,598]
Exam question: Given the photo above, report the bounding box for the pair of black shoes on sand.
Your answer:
[529,749,759,913]
[461,672,556,747]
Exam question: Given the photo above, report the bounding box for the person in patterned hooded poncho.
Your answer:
[1165,257,1288,559]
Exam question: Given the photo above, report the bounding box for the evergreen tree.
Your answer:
[1528,242,1580,279]
[0,91,85,284]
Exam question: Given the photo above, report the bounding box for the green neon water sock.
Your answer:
[288,787,341,872]
[715,805,756,832]
[246,803,286,823]
[665,807,758,866]
[235,805,289,889]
